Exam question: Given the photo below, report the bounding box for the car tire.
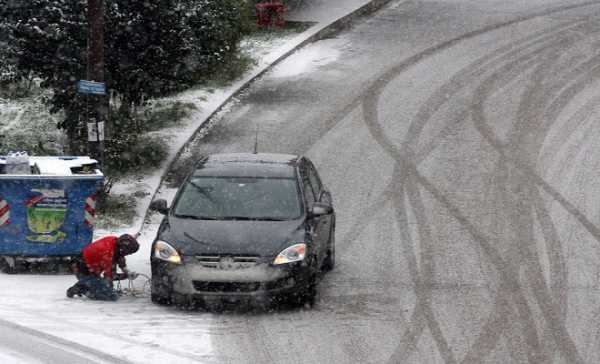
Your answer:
[298,283,317,307]
[151,292,171,305]
[151,276,172,305]
[292,274,317,308]
[322,225,335,272]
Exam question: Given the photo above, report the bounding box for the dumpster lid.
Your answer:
[0,156,102,176]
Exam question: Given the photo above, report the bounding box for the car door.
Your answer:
[304,159,332,266]
[300,160,323,267]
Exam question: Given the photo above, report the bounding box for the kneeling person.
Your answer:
[67,234,140,301]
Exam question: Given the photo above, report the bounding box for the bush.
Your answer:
[185,0,247,75]
[1,0,251,149]
[141,101,197,132]
[104,132,168,175]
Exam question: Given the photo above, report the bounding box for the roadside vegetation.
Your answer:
[0,0,253,157]
[0,0,307,224]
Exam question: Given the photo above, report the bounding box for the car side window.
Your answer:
[307,162,323,198]
[301,163,316,203]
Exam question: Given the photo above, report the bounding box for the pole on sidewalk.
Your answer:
[87,0,106,168]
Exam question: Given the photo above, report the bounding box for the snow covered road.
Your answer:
[0,318,130,364]
[6,0,600,362]
[169,0,600,362]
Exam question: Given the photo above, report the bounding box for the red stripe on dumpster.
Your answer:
[85,204,95,216]
[25,195,45,208]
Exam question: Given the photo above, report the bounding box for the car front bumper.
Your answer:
[151,258,315,300]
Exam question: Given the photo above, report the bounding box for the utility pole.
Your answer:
[87,0,106,168]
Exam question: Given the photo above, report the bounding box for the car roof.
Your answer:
[206,153,299,164]
[193,153,300,178]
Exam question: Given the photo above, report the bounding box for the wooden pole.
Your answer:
[87,0,105,168]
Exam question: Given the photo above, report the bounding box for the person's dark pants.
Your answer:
[68,258,119,301]
[71,275,119,301]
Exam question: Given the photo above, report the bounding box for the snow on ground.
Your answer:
[269,39,341,78]
[0,348,44,364]
[0,271,218,363]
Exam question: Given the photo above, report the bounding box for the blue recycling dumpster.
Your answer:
[0,156,103,258]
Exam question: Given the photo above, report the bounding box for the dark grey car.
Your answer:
[149,153,335,307]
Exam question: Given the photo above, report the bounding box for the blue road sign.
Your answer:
[77,80,106,95]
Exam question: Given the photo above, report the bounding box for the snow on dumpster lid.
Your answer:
[0,156,103,176]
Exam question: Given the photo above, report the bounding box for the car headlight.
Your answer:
[273,243,306,265]
[154,240,182,265]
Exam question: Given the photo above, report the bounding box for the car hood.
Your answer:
[160,216,307,257]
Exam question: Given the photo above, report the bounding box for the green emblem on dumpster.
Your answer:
[25,189,67,244]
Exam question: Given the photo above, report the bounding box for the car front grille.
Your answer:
[193,281,261,293]
[192,277,296,293]
[195,255,260,269]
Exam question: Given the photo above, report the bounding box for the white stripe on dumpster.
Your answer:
[85,197,96,209]
[0,212,9,226]
[84,194,96,227]
[85,211,94,223]
[0,200,6,209]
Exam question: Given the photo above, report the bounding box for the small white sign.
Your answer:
[87,121,105,142]
[31,189,65,198]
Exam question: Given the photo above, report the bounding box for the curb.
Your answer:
[138,0,397,232]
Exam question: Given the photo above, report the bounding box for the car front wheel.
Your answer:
[151,292,171,305]
[150,275,172,305]
[291,273,318,307]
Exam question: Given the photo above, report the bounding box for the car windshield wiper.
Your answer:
[174,214,219,220]
[219,216,289,221]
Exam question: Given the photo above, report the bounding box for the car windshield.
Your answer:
[173,176,302,221]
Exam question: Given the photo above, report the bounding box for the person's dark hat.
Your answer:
[117,234,139,256]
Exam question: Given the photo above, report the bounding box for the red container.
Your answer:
[256,2,285,28]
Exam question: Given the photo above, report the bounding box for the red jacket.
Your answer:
[82,236,118,280]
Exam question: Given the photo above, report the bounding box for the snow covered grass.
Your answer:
[0,85,66,155]
[96,193,138,230]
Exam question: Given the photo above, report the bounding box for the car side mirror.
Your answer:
[149,199,169,215]
[309,202,333,217]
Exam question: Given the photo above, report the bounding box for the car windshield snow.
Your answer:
[173,176,302,221]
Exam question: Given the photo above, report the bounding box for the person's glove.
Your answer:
[127,271,139,280]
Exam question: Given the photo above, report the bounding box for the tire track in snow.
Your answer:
[331,17,593,256]
[380,9,600,361]
[469,21,600,362]
[359,3,600,363]
[376,20,593,364]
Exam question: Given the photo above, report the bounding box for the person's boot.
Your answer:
[66,283,85,298]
